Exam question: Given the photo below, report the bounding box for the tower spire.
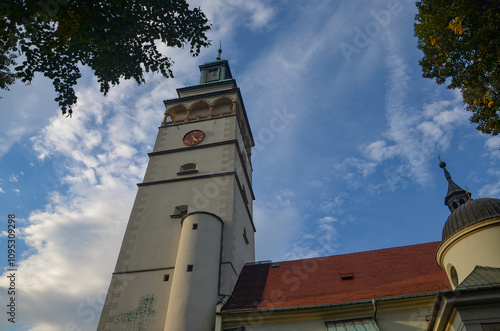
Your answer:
[216,40,222,60]
[438,156,471,213]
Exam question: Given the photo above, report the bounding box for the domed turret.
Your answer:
[436,160,500,289]
[442,197,500,241]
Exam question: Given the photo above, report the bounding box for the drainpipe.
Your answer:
[372,299,378,323]
[215,296,229,331]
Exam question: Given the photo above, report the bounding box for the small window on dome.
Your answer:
[450,266,459,287]
[452,201,458,209]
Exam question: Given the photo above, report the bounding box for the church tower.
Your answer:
[97,56,255,330]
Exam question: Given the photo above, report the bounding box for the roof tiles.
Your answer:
[223,242,451,312]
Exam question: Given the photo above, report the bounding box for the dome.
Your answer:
[443,198,500,241]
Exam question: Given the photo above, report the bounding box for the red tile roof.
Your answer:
[222,242,451,312]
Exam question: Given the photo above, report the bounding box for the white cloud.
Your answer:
[478,168,500,198]
[479,180,500,197]
[284,215,340,260]
[320,193,348,214]
[0,75,58,158]
[307,177,331,189]
[418,121,444,143]
[9,174,18,182]
[382,48,432,185]
[329,158,378,191]
[254,189,303,262]
[348,32,469,190]
[242,1,275,30]
[0,61,163,331]
[191,0,275,43]
[485,136,500,151]
[364,140,398,163]
[418,93,469,151]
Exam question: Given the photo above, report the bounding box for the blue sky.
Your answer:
[1,0,500,330]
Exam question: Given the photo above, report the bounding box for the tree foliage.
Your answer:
[0,0,210,115]
[414,0,500,136]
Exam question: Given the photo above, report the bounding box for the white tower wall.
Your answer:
[437,219,500,288]
[164,212,223,330]
[97,59,255,331]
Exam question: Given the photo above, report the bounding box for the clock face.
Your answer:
[183,130,205,146]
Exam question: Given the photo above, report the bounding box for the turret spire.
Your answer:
[216,40,222,61]
[438,156,471,213]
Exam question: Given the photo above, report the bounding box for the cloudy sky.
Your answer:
[1,0,499,330]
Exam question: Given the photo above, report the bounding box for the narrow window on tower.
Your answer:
[177,163,198,175]
[163,274,170,282]
[241,185,248,204]
[187,265,193,272]
[171,205,188,218]
[192,223,198,230]
[243,228,249,245]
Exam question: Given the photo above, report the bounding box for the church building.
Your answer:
[97,57,500,331]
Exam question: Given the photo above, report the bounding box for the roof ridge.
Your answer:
[267,241,442,265]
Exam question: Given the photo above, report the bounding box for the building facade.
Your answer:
[97,59,500,331]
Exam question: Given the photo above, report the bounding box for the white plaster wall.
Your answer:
[377,307,433,330]
[143,145,235,183]
[164,213,223,331]
[97,269,171,330]
[153,114,237,153]
[222,300,437,331]
[220,179,256,294]
[441,222,500,287]
[233,146,253,213]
